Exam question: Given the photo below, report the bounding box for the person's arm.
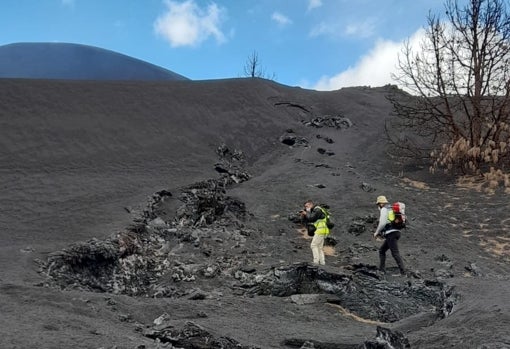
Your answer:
[306,207,324,223]
[374,207,388,237]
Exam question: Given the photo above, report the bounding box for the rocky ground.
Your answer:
[0,78,509,348]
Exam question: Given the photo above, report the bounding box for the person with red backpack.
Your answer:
[373,195,406,276]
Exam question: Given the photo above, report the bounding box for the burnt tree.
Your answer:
[388,0,510,188]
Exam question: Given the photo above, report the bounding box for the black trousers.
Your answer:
[379,230,405,274]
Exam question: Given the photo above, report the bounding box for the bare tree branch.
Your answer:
[388,0,510,183]
[242,50,276,80]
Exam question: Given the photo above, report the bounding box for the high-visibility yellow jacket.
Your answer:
[308,206,330,236]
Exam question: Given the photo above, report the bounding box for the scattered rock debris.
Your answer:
[37,143,458,348]
[303,115,353,129]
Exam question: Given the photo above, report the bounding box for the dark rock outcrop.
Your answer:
[303,115,353,129]
[143,321,259,349]
[363,326,410,348]
[235,263,456,323]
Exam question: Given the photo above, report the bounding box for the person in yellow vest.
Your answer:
[373,195,406,275]
[300,199,330,265]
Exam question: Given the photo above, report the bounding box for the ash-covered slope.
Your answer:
[0,78,391,249]
[0,78,509,349]
[0,42,188,81]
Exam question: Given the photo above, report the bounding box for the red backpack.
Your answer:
[389,202,406,229]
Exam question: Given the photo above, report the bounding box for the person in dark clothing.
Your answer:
[373,195,406,275]
[300,200,330,265]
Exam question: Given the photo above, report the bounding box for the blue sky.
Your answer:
[0,0,457,90]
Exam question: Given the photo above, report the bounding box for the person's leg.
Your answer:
[310,234,321,264]
[379,239,389,272]
[387,231,405,274]
[317,235,326,265]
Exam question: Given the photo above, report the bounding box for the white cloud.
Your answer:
[312,28,426,90]
[271,12,292,26]
[307,0,323,11]
[61,0,75,7]
[309,21,337,37]
[344,18,376,38]
[309,18,376,39]
[154,0,226,48]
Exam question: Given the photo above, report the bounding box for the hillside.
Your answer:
[0,78,509,348]
[0,42,188,80]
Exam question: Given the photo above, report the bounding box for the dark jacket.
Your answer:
[303,206,326,236]
[304,206,325,223]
